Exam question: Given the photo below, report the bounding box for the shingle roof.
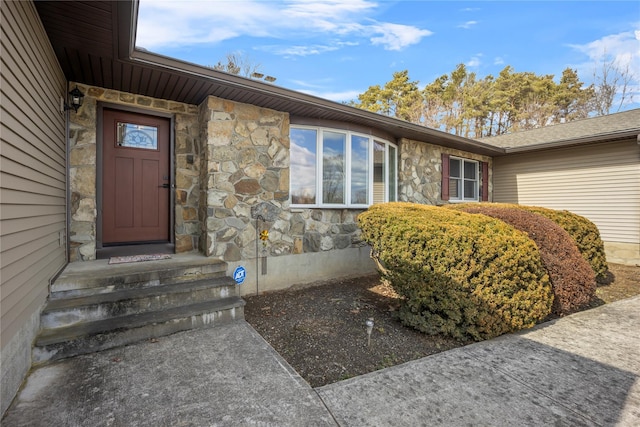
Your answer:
[479,109,640,150]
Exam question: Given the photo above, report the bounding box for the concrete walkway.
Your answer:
[3,296,639,426]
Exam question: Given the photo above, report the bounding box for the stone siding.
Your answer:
[398,138,492,205]
[67,87,369,264]
[67,88,489,266]
[68,89,98,262]
[199,97,290,260]
[199,96,367,263]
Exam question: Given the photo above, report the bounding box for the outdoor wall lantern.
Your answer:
[64,86,85,112]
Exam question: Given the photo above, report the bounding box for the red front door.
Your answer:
[102,109,170,245]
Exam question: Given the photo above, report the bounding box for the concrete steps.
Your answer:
[33,256,245,364]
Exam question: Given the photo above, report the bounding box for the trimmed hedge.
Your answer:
[524,206,608,280]
[449,204,596,315]
[358,202,553,341]
[447,203,608,280]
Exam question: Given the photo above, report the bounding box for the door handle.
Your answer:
[159,183,171,188]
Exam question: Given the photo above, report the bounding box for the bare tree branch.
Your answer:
[591,52,635,115]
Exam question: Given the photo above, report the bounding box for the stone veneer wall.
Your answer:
[200,95,366,263]
[68,83,201,261]
[398,138,492,204]
[199,96,289,260]
[67,87,488,265]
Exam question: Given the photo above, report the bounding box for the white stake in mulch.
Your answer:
[365,318,374,347]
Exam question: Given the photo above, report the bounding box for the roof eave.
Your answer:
[503,130,640,154]
[117,0,504,156]
[126,50,505,156]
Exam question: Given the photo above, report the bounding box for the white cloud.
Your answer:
[466,54,483,68]
[568,28,640,80]
[290,142,316,168]
[286,77,363,101]
[136,1,276,48]
[137,0,432,53]
[290,79,327,89]
[568,26,640,109]
[281,0,377,35]
[369,22,433,51]
[290,135,317,201]
[494,56,505,65]
[259,44,340,57]
[297,88,363,102]
[257,41,359,58]
[458,21,478,29]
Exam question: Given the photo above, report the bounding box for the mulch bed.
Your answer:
[245,263,639,387]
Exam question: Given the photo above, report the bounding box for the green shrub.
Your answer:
[448,204,596,315]
[358,202,553,341]
[447,203,608,280]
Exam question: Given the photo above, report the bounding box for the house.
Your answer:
[1,0,638,416]
[485,109,640,266]
[0,0,501,413]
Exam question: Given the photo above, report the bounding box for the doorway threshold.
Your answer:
[96,243,175,259]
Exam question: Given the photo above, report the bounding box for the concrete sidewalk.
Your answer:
[318,295,640,426]
[3,296,639,426]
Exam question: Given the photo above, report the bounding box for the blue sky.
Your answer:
[136,1,640,110]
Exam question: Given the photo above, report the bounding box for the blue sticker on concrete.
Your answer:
[233,266,246,285]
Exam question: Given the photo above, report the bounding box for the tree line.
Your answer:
[350,61,633,138]
[213,52,634,138]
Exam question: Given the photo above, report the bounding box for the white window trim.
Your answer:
[448,156,479,202]
[290,125,397,209]
[386,143,398,203]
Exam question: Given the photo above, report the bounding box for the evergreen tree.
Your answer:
[352,64,602,137]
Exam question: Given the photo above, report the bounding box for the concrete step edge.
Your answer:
[51,261,228,293]
[44,277,238,312]
[50,271,229,298]
[36,297,246,347]
[32,305,246,365]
